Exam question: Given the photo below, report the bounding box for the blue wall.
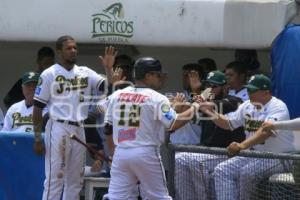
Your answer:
[0,132,44,200]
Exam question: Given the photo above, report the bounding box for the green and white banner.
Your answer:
[0,0,297,48]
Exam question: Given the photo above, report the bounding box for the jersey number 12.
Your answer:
[118,104,141,127]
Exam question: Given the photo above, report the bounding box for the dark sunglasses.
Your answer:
[206,84,220,88]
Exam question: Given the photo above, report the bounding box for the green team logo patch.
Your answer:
[91,2,134,43]
[161,104,171,113]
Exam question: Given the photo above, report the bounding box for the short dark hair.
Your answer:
[182,63,204,79]
[198,58,217,72]
[225,61,248,75]
[114,54,134,82]
[56,35,75,50]
[114,54,133,68]
[234,49,260,70]
[37,46,54,62]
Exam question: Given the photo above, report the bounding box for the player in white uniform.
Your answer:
[103,57,202,200]
[195,74,295,200]
[2,72,47,132]
[32,36,112,200]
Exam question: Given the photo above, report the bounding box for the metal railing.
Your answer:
[167,144,300,200]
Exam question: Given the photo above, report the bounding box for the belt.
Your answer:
[56,119,81,127]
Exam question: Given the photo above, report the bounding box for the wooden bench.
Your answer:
[84,177,110,200]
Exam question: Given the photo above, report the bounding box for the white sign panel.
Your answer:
[0,0,296,48]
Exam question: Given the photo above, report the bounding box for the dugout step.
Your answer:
[84,177,110,200]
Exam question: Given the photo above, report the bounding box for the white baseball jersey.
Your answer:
[226,96,295,153]
[34,64,105,121]
[2,100,47,132]
[228,88,249,102]
[105,86,177,148]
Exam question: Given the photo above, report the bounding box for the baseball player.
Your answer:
[103,57,202,200]
[32,36,114,200]
[170,64,204,145]
[2,72,47,132]
[195,74,295,200]
[175,71,245,200]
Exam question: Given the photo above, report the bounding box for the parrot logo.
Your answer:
[103,3,124,19]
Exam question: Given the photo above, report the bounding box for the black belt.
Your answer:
[56,119,81,127]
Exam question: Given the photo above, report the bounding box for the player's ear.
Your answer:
[144,73,152,80]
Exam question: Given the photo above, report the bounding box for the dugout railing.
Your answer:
[167,144,300,200]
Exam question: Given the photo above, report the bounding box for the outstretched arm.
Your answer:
[262,118,300,132]
[193,95,231,130]
[99,46,118,84]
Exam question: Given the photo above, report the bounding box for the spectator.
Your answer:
[3,46,55,109]
[224,61,249,101]
[2,72,47,132]
[175,71,245,200]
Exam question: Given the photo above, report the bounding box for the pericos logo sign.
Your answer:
[91,3,134,43]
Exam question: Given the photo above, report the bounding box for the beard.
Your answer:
[66,57,77,65]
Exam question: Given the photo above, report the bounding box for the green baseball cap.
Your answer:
[244,74,271,93]
[204,70,227,86]
[22,72,40,85]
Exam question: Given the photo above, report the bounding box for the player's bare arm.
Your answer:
[32,105,45,155]
[262,118,300,131]
[227,127,273,156]
[261,121,276,132]
[169,102,200,131]
[193,95,231,130]
[99,46,118,84]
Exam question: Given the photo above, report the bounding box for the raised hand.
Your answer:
[99,46,118,70]
[200,87,214,101]
[188,70,201,91]
[172,93,188,113]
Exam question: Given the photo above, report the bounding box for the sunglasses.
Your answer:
[206,84,220,88]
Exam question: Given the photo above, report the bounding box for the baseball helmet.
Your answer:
[134,57,164,80]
